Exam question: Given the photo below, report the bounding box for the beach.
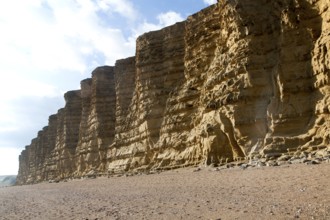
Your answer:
[1,163,330,220]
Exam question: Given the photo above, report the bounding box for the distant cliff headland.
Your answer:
[0,176,16,187]
[17,0,330,184]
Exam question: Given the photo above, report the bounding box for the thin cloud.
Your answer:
[0,147,21,175]
[157,11,184,27]
[203,0,217,5]
[0,0,136,76]
[131,11,184,40]
[0,0,205,175]
[0,77,59,100]
[96,0,138,21]
[0,0,138,153]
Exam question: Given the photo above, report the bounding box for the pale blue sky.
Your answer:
[0,0,217,175]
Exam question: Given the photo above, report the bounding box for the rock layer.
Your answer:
[17,0,330,184]
[76,66,116,176]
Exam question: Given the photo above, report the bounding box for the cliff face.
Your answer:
[75,66,116,176]
[17,0,330,184]
[108,22,186,172]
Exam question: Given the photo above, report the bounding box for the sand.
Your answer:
[0,163,330,220]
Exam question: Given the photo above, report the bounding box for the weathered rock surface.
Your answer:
[17,0,330,184]
[108,21,186,173]
[75,66,116,176]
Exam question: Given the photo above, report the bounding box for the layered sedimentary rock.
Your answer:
[113,57,136,137]
[76,66,116,176]
[53,91,82,179]
[17,0,330,184]
[42,114,58,180]
[107,22,186,172]
[16,115,58,184]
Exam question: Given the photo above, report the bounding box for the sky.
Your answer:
[0,0,217,175]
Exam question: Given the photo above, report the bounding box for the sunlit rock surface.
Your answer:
[17,0,330,184]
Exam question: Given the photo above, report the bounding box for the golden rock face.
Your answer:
[17,0,330,184]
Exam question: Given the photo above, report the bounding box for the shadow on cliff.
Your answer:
[243,0,322,156]
[202,0,323,164]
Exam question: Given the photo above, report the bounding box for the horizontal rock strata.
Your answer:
[17,0,330,184]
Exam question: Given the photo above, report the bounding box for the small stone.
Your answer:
[300,158,309,163]
[289,159,301,164]
[266,160,279,166]
[277,161,287,166]
[193,167,201,172]
[240,164,249,170]
[277,155,291,161]
[309,160,320,165]
[257,162,266,167]
[305,159,320,165]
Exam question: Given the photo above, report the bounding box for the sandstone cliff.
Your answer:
[17,0,330,184]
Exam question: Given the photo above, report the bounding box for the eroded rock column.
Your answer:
[76,66,116,175]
